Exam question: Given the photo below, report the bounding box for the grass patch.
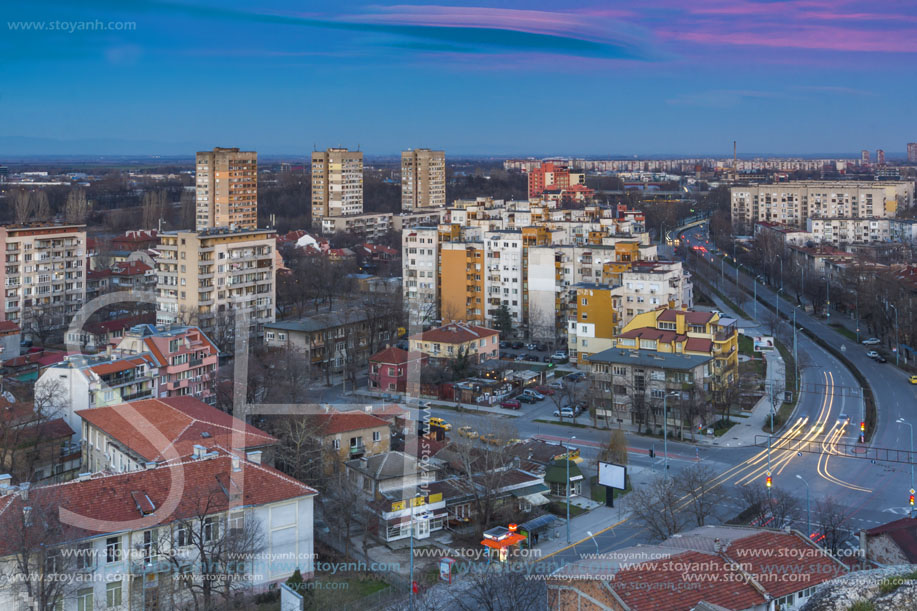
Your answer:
[713,419,735,437]
[847,601,875,611]
[590,476,632,503]
[830,323,858,342]
[534,418,589,428]
[547,501,588,517]
[760,340,799,433]
[877,570,917,595]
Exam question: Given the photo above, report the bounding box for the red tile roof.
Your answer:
[76,397,276,462]
[611,550,766,611]
[618,328,685,344]
[0,452,317,556]
[724,531,847,598]
[0,321,20,334]
[85,314,153,336]
[369,347,410,365]
[410,322,499,345]
[111,261,153,276]
[684,337,714,353]
[309,411,390,436]
[657,309,715,325]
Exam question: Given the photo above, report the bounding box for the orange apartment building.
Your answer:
[568,283,622,363]
[195,147,258,231]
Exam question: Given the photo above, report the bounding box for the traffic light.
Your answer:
[766,475,772,488]
[910,494,914,506]
[860,421,866,433]
[648,448,655,458]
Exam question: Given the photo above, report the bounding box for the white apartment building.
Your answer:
[805,217,891,245]
[35,353,159,442]
[0,452,316,611]
[401,148,445,210]
[194,147,258,231]
[155,228,276,340]
[403,227,440,326]
[311,148,363,221]
[321,211,392,239]
[731,181,915,231]
[620,262,692,327]
[483,230,524,327]
[0,223,87,334]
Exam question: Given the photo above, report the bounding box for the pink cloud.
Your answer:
[660,26,917,53]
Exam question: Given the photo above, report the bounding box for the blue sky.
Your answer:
[2,0,916,156]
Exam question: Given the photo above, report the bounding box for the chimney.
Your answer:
[193,445,207,459]
[231,455,241,472]
[246,451,262,465]
[18,482,30,501]
[713,538,721,553]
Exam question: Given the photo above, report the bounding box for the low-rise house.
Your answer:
[859,517,917,565]
[408,322,500,364]
[547,526,849,611]
[345,450,440,500]
[78,396,277,473]
[36,354,159,442]
[586,347,713,433]
[113,324,219,404]
[1,349,66,384]
[67,314,153,351]
[306,411,391,473]
[0,399,79,483]
[0,450,318,611]
[111,229,159,251]
[0,321,21,360]
[368,346,425,393]
[109,260,156,291]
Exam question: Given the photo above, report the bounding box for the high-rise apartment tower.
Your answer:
[195,147,258,231]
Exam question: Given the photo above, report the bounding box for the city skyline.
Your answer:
[2,0,917,155]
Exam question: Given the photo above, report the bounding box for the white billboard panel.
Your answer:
[597,461,626,490]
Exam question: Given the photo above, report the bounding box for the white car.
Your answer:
[522,389,545,400]
[862,338,881,346]
[553,407,576,418]
[866,350,880,359]
[549,380,566,390]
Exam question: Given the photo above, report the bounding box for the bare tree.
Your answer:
[64,188,91,224]
[597,429,628,467]
[268,415,328,487]
[142,190,168,230]
[675,463,726,527]
[627,475,683,540]
[33,191,51,222]
[815,496,850,556]
[12,189,33,223]
[321,467,363,557]
[161,487,266,610]
[450,563,546,611]
[448,432,519,535]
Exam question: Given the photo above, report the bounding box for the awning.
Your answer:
[518,514,558,533]
[518,492,550,506]
[480,533,526,549]
[509,483,550,497]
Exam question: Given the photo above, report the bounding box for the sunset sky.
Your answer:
[3,0,916,155]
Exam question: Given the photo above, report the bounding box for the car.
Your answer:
[572,401,587,414]
[543,355,554,363]
[550,355,569,364]
[551,351,568,359]
[514,355,527,362]
[523,389,545,400]
[566,372,585,382]
[481,433,501,445]
[535,385,555,395]
[517,394,537,404]
[549,380,566,390]
[866,350,880,359]
[525,343,538,351]
[553,407,576,419]
[862,338,881,346]
[458,426,479,439]
[504,438,521,447]
[535,343,547,351]
[875,355,888,363]
[499,341,509,349]
[428,417,451,431]
[511,341,524,349]
[910,376,917,385]
[501,400,521,410]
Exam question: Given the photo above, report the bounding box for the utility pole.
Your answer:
[794,305,799,393]
[897,419,914,519]
[796,474,810,538]
[891,303,900,366]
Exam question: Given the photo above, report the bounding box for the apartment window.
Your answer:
[106,581,123,608]
[76,588,94,611]
[350,436,362,448]
[229,511,244,534]
[176,523,191,547]
[203,516,218,543]
[106,536,121,563]
[581,298,588,306]
[265,331,275,340]
[332,439,340,450]
[75,542,93,570]
[373,431,381,442]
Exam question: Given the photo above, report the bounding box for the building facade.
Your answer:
[402,227,440,326]
[401,148,446,211]
[311,148,363,221]
[408,322,499,363]
[195,147,258,231]
[155,228,276,341]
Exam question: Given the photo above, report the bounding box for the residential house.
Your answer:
[113,324,219,403]
[547,526,849,611]
[77,396,277,473]
[368,346,425,394]
[0,399,79,483]
[307,411,391,473]
[586,347,713,432]
[859,518,917,565]
[0,450,317,611]
[0,320,20,360]
[35,354,158,442]
[66,314,154,351]
[345,450,440,501]
[408,322,500,364]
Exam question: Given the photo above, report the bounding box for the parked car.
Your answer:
[458,426,479,439]
[535,343,547,351]
[551,351,568,360]
[480,433,501,445]
[499,341,509,349]
[504,438,522,447]
[514,354,527,362]
[511,341,524,349]
[542,355,554,363]
[910,375,917,385]
[428,417,451,431]
[525,343,538,351]
[866,350,880,359]
[566,372,585,382]
[862,338,881,345]
[549,380,566,390]
[535,385,555,395]
[522,389,545,400]
[875,354,888,363]
[517,394,537,404]
[553,407,576,419]
[501,400,521,410]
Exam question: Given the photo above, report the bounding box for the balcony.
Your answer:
[121,389,153,401]
[129,555,172,575]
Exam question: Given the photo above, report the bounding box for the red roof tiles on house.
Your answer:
[410,322,499,345]
[309,411,390,436]
[0,321,20,334]
[656,309,716,325]
[76,397,276,463]
[89,355,155,376]
[684,337,714,352]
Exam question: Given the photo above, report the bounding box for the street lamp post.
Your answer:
[826,275,830,320]
[566,435,576,543]
[754,275,764,321]
[890,303,900,367]
[796,474,811,538]
[662,392,679,475]
[793,305,799,393]
[777,254,783,292]
[776,288,783,326]
[409,492,422,611]
[897,418,914,519]
[855,292,860,344]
